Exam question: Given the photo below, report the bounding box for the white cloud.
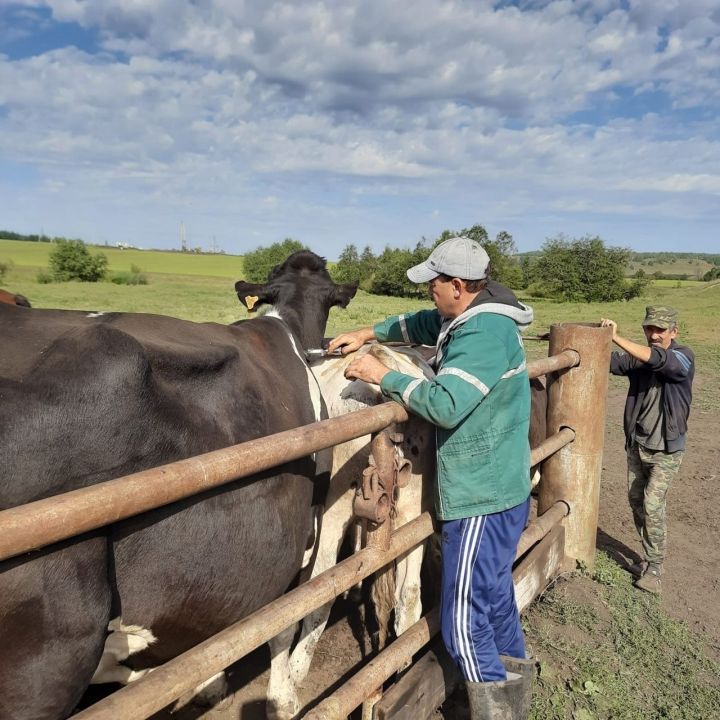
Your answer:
[0,0,719,253]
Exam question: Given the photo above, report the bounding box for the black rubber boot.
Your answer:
[466,672,526,720]
[500,655,536,718]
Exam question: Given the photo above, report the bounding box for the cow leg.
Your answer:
[173,671,229,710]
[289,485,355,685]
[266,483,356,720]
[266,625,301,720]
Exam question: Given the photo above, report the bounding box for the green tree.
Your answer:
[333,244,363,284]
[242,238,307,283]
[532,235,644,302]
[520,255,535,289]
[370,243,429,298]
[703,266,720,281]
[359,245,378,290]
[48,239,108,282]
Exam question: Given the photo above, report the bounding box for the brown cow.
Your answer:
[0,289,31,307]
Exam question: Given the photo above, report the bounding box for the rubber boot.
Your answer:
[500,655,536,718]
[466,672,526,720]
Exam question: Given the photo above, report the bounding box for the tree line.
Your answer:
[244,227,655,302]
[4,226,717,298]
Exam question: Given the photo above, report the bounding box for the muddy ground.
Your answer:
[95,379,717,720]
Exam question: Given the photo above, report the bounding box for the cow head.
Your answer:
[235,250,357,350]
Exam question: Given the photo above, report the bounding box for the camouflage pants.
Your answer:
[627,444,684,567]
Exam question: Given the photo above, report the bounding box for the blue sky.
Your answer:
[1,0,719,258]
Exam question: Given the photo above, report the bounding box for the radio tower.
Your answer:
[179,222,187,252]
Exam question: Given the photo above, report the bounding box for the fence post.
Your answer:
[537,322,612,570]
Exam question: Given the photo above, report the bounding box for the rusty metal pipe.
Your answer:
[516,500,569,559]
[306,609,441,720]
[527,349,580,379]
[530,427,576,466]
[0,402,409,562]
[72,512,434,720]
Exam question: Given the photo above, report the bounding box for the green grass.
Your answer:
[0,238,244,277]
[627,257,715,280]
[525,552,720,720]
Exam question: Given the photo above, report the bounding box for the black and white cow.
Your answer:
[0,251,356,720]
[266,344,437,718]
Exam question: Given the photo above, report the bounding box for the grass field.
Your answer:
[0,238,244,278]
[627,258,714,279]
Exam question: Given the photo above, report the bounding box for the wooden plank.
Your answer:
[374,640,460,720]
[513,523,565,612]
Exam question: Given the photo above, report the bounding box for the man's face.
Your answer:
[428,276,458,318]
[643,324,677,350]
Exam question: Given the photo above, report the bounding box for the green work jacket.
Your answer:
[375,297,533,520]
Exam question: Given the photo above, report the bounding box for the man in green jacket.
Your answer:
[329,236,535,719]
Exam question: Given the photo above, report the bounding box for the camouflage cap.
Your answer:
[642,305,678,330]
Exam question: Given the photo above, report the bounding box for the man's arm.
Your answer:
[600,318,652,363]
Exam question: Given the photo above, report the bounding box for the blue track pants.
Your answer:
[439,498,530,682]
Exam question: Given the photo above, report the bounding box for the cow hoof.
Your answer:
[173,671,229,710]
[266,697,301,720]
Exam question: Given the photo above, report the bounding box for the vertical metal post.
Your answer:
[360,426,397,720]
[538,323,612,569]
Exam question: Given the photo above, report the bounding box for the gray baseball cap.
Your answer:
[407,236,490,283]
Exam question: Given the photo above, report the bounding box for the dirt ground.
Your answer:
[103,379,718,720]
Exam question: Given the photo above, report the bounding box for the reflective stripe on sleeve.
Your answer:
[501,360,527,379]
[437,367,490,396]
[402,378,424,405]
[399,314,410,343]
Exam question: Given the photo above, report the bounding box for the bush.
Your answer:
[242,238,307,283]
[111,272,148,285]
[532,235,642,302]
[0,259,12,283]
[111,264,148,285]
[36,271,53,284]
[48,239,108,282]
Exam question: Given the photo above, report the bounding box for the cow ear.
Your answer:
[235,281,276,313]
[330,282,358,309]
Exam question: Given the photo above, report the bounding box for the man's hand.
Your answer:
[327,327,376,355]
[600,317,652,362]
[600,318,618,339]
[344,355,391,385]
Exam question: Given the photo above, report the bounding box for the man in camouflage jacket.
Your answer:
[601,307,694,594]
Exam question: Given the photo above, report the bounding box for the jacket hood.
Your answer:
[432,281,534,367]
[459,280,534,331]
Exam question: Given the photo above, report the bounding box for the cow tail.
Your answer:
[370,561,396,652]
